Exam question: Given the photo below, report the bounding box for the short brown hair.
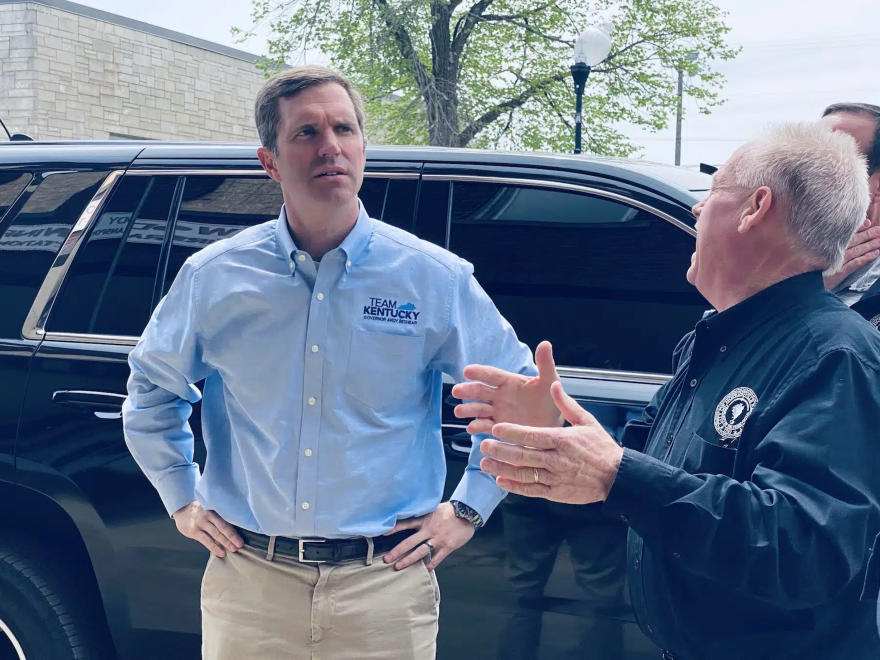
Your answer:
[822,102,880,174]
[254,65,366,155]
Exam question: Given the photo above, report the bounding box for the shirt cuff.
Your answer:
[602,448,677,525]
[154,466,200,518]
[449,470,506,524]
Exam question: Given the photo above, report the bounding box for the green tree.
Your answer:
[234,0,739,156]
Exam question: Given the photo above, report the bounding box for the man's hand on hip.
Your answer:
[173,501,244,558]
[382,502,475,571]
[480,382,623,504]
[824,219,880,290]
[452,341,564,434]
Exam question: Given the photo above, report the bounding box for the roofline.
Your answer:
[0,0,264,64]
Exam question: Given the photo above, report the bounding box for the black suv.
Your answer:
[0,141,710,660]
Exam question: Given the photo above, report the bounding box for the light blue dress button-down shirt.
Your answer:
[123,201,535,538]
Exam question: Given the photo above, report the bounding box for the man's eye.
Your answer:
[337,125,351,132]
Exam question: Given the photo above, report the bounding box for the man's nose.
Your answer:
[692,200,704,219]
[318,129,342,158]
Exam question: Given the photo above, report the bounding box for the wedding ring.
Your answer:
[533,468,540,484]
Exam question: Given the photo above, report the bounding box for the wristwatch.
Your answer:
[449,500,485,529]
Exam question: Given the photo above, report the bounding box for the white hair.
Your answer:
[725,122,870,272]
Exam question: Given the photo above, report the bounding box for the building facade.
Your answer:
[0,0,264,141]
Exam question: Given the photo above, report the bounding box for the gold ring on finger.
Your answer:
[533,468,540,484]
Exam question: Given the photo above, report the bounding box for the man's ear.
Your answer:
[737,186,773,234]
[257,147,282,184]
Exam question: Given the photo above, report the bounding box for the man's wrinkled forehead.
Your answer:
[712,146,748,189]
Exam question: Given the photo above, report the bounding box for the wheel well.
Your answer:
[0,480,118,659]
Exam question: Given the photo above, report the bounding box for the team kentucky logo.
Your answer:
[363,297,420,326]
[870,314,880,330]
[713,387,758,448]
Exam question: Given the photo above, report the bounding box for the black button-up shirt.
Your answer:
[604,272,880,659]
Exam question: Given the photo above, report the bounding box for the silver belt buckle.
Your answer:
[298,538,326,563]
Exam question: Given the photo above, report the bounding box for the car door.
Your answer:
[415,167,708,660]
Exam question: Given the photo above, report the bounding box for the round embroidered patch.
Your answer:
[714,387,758,444]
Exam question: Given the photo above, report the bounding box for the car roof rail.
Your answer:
[699,163,718,175]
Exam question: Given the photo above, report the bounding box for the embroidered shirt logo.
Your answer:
[363,298,420,326]
[714,387,758,448]
[870,314,880,330]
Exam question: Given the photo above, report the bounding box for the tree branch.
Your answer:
[450,0,496,62]
[372,0,431,94]
[458,72,567,145]
[478,15,573,46]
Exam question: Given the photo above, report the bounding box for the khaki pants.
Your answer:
[201,544,440,660]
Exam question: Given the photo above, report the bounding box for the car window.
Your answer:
[448,181,707,374]
[359,177,387,220]
[413,180,449,247]
[163,175,283,292]
[0,171,107,338]
[0,172,32,221]
[48,175,179,337]
[382,179,419,232]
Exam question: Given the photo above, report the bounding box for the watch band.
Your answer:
[450,500,484,529]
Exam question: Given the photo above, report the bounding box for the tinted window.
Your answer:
[413,180,449,247]
[164,175,283,291]
[359,177,387,219]
[0,172,32,221]
[448,182,706,374]
[0,171,106,338]
[48,176,178,336]
[383,179,419,232]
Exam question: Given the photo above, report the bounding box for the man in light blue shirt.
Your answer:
[123,66,552,660]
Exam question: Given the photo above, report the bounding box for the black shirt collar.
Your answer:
[700,271,828,348]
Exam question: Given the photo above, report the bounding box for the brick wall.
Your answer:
[0,2,264,141]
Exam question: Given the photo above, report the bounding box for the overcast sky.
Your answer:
[74,0,879,167]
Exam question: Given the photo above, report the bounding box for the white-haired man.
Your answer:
[451,123,880,659]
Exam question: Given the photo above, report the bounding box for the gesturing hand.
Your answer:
[452,341,564,435]
[480,381,624,505]
[173,501,244,558]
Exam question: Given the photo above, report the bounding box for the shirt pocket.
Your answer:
[344,329,426,409]
[680,431,738,477]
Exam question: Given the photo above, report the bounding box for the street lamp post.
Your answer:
[571,25,612,155]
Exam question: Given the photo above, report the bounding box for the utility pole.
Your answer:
[672,51,699,167]
[674,66,685,166]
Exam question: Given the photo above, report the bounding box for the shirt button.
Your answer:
[302,502,310,510]
[298,254,306,262]
[305,449,313,457]
[635,559,640,569]
[346,260,352,268]
[316,293,324,301]
[620,515,628,523]
[311,345,319,353]
[308,397,316,406]
[690,379,698,387]
[647,625,654,634]
[673,552,681,560]
[720,346,727,353]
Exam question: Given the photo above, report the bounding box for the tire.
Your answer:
[0,533,111,660]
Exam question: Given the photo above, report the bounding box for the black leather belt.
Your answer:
[235,527,418,564]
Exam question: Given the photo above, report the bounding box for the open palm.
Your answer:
[452,341,564,435]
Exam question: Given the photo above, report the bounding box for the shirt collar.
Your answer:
[274,200,373,272]
[700,271,827,348]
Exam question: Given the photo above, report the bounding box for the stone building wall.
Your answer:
[0,0,264,141]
